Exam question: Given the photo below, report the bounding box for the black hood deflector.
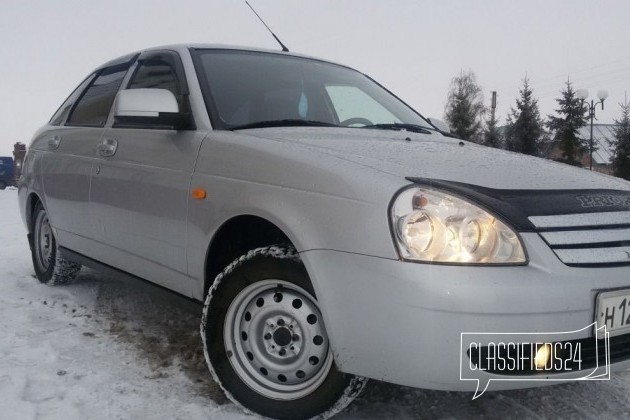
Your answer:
[407,177,630,232]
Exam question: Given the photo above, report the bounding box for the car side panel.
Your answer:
[18,139,46,231]
[33,126,100,249]
[88,127,205,296]
[186,131,402,300]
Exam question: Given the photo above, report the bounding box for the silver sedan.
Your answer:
[19,44,630,419]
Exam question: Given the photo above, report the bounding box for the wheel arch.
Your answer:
[203,215,299,296]
[25,192,43,233]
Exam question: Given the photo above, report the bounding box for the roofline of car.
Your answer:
[93,43,349,73]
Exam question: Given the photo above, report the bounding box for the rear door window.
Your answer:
[67,67,129,127]
[49,74,96,126]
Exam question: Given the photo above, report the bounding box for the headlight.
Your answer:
[390,187,526,264]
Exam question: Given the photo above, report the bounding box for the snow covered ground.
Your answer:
[1,188,630,419]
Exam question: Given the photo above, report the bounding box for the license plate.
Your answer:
[596,289,630,337]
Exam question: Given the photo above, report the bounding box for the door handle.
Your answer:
[98,138,118,157]
[48,135,61,150]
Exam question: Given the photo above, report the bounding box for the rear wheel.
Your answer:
[31,202,81,285]
[0,180,6,190]
[201,245,367,420]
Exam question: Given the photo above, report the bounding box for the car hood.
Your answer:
[241,127,630,191]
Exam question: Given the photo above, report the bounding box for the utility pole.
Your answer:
[491,91,497,122]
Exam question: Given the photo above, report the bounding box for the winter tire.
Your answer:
[31,201,81,285]
[201,245,367,420]
[0,181,6,190]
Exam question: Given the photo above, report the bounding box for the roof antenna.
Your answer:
[245,1,289,52]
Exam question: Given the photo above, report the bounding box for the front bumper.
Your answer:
[300,232,630,392]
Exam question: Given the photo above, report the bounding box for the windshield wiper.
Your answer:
[229,119,339,130]
[360,123,433,134]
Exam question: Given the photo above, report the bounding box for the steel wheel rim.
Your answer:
[224,279,333,400]
[34,210,53,272]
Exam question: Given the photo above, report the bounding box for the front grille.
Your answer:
[468,333,630,376]
[529,211,630,266]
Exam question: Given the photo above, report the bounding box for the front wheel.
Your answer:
[31,202,81,285]
[201,245,367,420]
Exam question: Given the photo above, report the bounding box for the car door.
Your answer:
[89,50,203,296]
[40,56,135,252]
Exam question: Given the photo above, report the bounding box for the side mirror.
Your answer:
[427,118,451,134]
[114,88,188,129]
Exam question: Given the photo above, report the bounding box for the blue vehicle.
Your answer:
[0,157,14,189]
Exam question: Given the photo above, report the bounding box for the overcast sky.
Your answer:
[1,0,629,154]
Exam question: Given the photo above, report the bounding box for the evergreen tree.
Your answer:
[483,111,502,148]
[444,71,485,142]
[504,78,544,156]
[611,98,630,179]
[547,80,588,165]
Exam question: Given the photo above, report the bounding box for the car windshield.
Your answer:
[192,49,433,131]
